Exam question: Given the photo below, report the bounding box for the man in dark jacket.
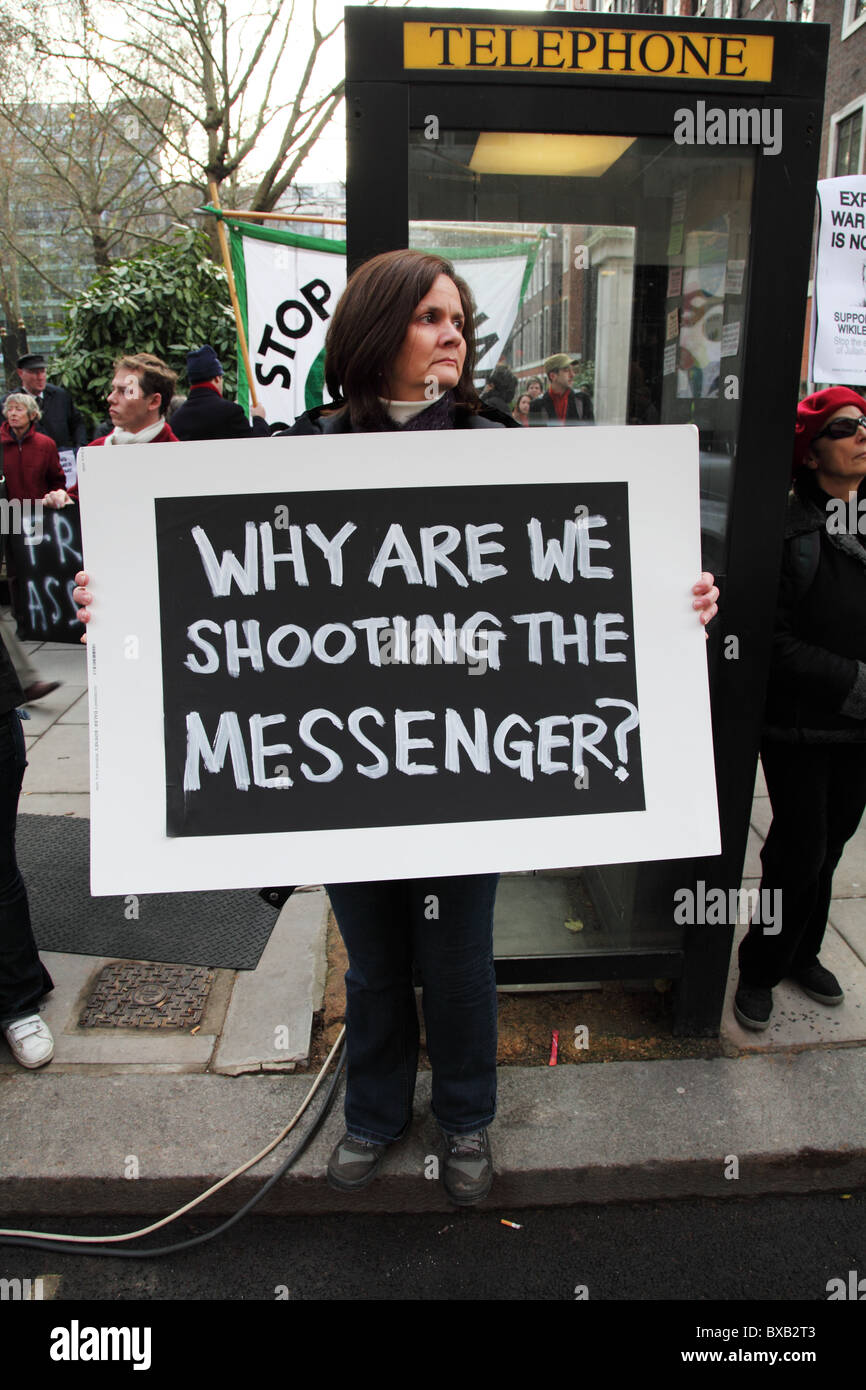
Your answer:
[528,353,594,426]
[9,354,88,452]
[170,346,269,442]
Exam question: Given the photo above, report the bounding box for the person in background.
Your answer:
[73,249,720,1204]
[90,353,178,450]
[0,393,68,702]
[5,353,88,454]
[0,627,54,1067]
[169,345,269,442]
[529,353,594,426]
[1,394,66,503]
[62,354,179,504]
[478,364,518,423]
[512,391,532,427]
[735,388,866,1030]
[526,377,544,400]
[167,394,187,424]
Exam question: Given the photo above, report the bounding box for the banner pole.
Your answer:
[203,207,346,227]
[208,180,259,408]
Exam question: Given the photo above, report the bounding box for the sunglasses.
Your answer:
[814,415,866,441]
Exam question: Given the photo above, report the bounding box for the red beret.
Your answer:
[793,387,866,470]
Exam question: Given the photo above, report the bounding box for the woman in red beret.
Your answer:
[735,387,866,1030]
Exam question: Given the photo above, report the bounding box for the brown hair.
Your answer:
[324,249,481,431]
[113,353,177,417]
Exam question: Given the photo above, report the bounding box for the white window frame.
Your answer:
[828,95,866,178]
[842,0,866,42]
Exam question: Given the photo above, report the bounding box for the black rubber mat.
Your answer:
[16,815,280,970]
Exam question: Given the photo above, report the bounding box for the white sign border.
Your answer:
[78,425,719,894]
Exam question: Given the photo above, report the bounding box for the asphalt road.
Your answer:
[2,1191,864,1369]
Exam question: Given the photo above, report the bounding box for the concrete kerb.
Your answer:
[0,1048,864,1218]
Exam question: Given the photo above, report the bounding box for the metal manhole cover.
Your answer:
[80,963,214,1029]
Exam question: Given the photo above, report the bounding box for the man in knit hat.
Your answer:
[169,345,269,442]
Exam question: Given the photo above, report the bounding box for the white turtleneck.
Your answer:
[379,393,444,425]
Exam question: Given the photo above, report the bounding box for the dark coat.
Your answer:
[285,398,517,436]
[763,472,866,742]
[0,421,65,502]
[1,384,88,451]
[528,388,594,425]
[169,385,270,442]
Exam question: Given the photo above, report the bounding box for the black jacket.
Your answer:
[528,389,594,425]
[1,383,88,451]
[170,386,270,442]
[764,472,866,742]
[285,398,517,437]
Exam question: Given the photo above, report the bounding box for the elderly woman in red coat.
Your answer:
[0,394,67,503]
[0,393,68,702]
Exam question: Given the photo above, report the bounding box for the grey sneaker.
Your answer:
[441,1128,493,1206]
[327,1133,387,1191]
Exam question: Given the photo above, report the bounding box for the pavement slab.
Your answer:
[18,685,86,736]
[56,692,89,724]
[18,793,90,817]
[21,723,90,793]
[213,889,329,1075]
[829,897,866,964]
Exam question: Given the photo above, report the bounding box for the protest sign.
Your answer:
[78,427,719,895]
[811,175,866,384]
[6,502,84,642]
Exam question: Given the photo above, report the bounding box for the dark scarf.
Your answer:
[385,391,458,432]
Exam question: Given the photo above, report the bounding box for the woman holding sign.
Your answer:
[74,249,718,1205]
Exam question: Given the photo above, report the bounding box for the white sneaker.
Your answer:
[3,1014,54,1068]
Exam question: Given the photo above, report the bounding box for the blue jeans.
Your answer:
[0,708,53,1025]
[326,874,499,1144]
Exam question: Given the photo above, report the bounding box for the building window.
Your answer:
[834,108,864,176]
[842,0,866,41]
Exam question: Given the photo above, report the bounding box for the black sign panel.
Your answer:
[156,482,643,838]
[7,504,84,643]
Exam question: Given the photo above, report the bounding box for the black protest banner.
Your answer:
[156,482,643,839]
[7,503,84,642]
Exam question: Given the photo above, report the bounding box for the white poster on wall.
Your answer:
[811,175,866,384]
[78,427,719,895]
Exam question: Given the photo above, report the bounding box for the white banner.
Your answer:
[235,231,347,431]
[811,176,866,384]
[231,223,533,428]
[461,253,531,377]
